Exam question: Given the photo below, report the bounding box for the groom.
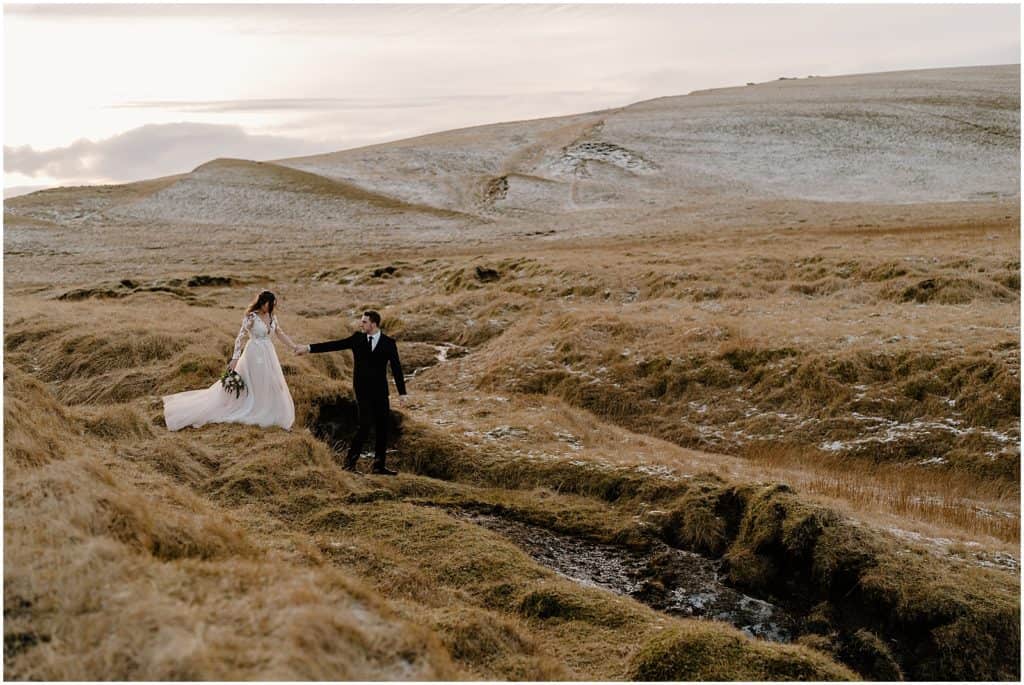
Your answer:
[297,310,407,475]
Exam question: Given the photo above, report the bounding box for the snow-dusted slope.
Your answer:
[277,65,1019,214]
[7,65,1018,229]
[104,159,471,228]
[615,65,1020,204]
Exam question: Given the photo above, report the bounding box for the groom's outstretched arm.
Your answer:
[308,333,358,354]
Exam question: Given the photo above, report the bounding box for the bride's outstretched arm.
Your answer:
[274,318,302,353]
[229,313,255,370]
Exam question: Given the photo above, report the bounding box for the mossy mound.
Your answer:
[887,276,1016,304]
[433,607,567,679]
[629,624,857,680]
[717,483,1020,681]
[517,587,632,628]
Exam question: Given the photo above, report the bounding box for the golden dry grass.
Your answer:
[3,367,458,680]
[4,186,1019,679]
[739,442,1019,542]
[4,358,862,680]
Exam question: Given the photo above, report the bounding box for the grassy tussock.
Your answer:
[77,403,155,440]
[388,289,531,347]
[797,629,902,681]
[54,276,237,303]
[713,483,1019,681]
[835,629,902,681]
[45,331,183,379]
[169,353,229,392]
[200,430,342,508]
[6,318,187,405]
[662,478,735,555]
[3,366,76,468]
[857,556,1019,681]
[7,451,255,566]
[396,416,686,509]
[89,486,254,562]
[433,607,567,679]
[517,586,635,627]
[629,623,855,680]
[115,439,220,490]
[883,275,1017,304]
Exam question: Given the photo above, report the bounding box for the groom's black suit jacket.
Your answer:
[309,332,406,400]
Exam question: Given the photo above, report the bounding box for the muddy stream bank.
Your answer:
[447,508,795,642]
[310,395,795,643]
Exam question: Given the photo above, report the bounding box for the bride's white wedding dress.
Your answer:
[163,312,295,431]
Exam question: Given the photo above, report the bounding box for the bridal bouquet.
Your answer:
[220,369,247,398]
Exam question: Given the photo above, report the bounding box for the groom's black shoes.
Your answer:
[370,465,397,476]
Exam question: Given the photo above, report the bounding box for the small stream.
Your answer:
[407,343,467,380]
[434,343,463,363]
[451,509,794,643]
[308,384,795,645]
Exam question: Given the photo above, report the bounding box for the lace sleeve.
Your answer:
[231,313,255,360]
[273,316,298,348]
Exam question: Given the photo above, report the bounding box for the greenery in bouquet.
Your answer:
[220,368,247,398]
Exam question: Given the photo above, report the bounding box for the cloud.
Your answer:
[110,91,627,114]
[112,98,451,114]
[4,123,328,184]
[4,185,51,200]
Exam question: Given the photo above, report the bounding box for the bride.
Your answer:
[163,290,301,431]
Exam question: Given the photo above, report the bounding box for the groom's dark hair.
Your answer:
[364,310,382,326]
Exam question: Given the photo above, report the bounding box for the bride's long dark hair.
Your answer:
[246,290,276,317]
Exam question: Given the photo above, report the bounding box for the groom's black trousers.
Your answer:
[345,392,390,467]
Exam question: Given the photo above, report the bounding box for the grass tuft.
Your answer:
[628,624,857,680]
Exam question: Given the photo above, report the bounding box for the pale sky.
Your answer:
[4,3,1020,192]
